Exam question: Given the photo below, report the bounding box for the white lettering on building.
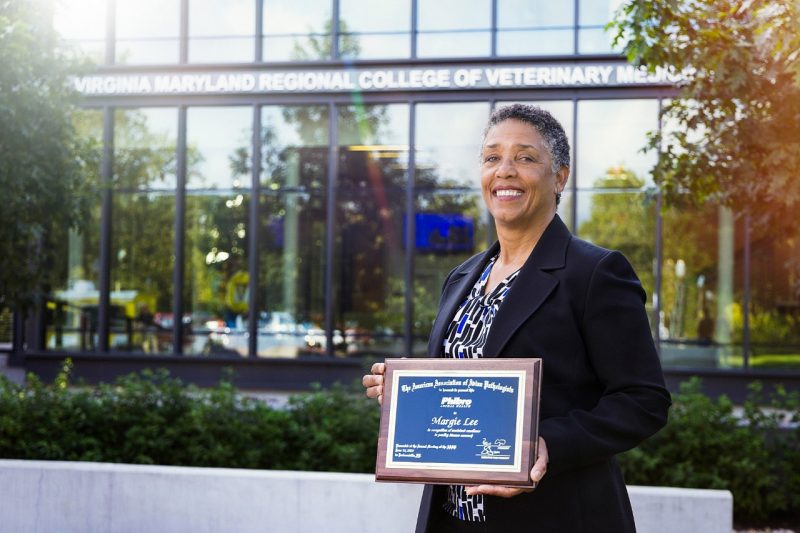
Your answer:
[72,63,682,96]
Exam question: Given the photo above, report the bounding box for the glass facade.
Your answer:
[258,105,329,356]
[30,0,797,374]
[45,109,103,351]
[55,0,631,63]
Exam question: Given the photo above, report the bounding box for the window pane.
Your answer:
[417,0,490,57]
[576,99,658,189]
[110,192,175,353]
[334,104,409,356]
[53,0,106,62]
[187,107,252,190]
[257,105,329,357]
[412,191,489,355]
[417,31,491,58]
[339,0,410,58]
[259,192,327,357]
[660,204,743,369]
[114,108,178,190]
[264,0,330,33]
[576,189,656,318]
[111,109,177,352]
[189,0,254,63]
[415,102,489,189]
[338,33,410,60]
[340,0,410,32]
[116,0,180,64]
[184,193,250,356]
[0,307,11,346]
[262,105,329,191]
[748,213,800,369]
[497,0,574,56]
[263,0,332,61]
[46,109,103,351]
[578,0,624,54]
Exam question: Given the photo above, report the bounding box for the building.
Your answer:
[5,0,799,398]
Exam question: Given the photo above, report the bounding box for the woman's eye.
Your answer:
[484,155,499,162]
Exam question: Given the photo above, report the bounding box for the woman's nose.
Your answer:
[496,158,517,177]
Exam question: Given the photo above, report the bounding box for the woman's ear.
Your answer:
[556,166,569,192]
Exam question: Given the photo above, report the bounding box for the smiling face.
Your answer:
[480,119,568,232]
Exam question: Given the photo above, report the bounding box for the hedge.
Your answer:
[1,361,798,526]
[0,361,379,472]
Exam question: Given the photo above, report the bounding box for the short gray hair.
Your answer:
[482,104,571,174]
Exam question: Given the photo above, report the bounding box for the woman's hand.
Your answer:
[465,437,549,498]
[362,362,385,405]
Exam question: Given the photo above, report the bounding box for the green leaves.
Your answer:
[609,0,800,223]
[619,377,800,525]
[0,366,379,473]
[0,0,95,309]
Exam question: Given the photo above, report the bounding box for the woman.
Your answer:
[363,104,671,532]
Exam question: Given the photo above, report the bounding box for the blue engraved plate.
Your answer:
[387,371,524,472]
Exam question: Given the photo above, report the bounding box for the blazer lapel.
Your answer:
[482,215,571,357]
[426,242,500,357]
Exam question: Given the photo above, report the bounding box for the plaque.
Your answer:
[375,358,542,487]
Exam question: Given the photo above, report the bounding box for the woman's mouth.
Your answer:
[494,189,523,199]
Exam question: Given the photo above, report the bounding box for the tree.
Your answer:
[0,0,93,309]
[611,1,800,348]
[610,1,800,221]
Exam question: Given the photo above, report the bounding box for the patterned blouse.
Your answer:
[442,254,521,522]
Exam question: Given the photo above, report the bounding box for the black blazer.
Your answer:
[416,215,671,533]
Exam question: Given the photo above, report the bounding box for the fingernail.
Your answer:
[532,470,542,481]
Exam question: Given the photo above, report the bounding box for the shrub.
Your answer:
[618,377,800,525]
[0,360,377,473]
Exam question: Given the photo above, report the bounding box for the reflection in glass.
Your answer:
[263,0,332,60]
[116,0,180,64]
[417,0,490,57]
[578,0,624,54]
[660,204,743,368]
[576,188,655,305]
[114,108,178,190]
[576,99,658,188]
[187,107,252,190]
[412,192,488,355]
[259,193,326,357]
[258,106,329,356]
[497,0,574,56]
[53,0,107,62]
[189,0,255,63]
[339,0,410,59]
[747,212,800,369]
[46,109,103,351]
[110,193,175,353]
[185,193,250,356]
[415,102,489,189]
[335,104,409,356]
[262,105,329,190]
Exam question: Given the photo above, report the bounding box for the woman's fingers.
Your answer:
[362,362,386,404]
[465,485,531,498]
[531,437,549,483]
